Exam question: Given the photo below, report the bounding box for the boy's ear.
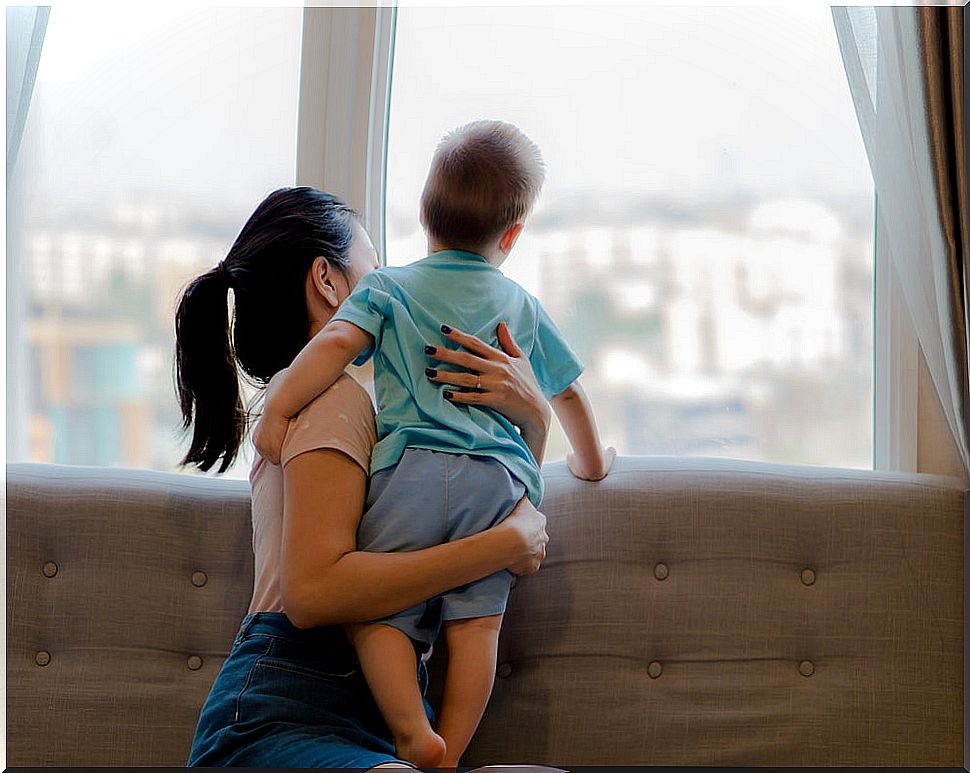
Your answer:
[498,223,524,255]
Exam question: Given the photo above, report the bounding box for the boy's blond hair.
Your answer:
[419,120,545,252]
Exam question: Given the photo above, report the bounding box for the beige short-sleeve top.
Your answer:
[248,373,377,613]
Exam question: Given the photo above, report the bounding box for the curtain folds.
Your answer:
[834,6,968,478]
[6,6,50,185]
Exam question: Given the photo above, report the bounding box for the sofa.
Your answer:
[6,457,965,766]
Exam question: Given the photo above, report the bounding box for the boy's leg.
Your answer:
[435,613,504,768]
[345,622,446,768]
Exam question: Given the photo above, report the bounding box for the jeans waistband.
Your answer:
[234,611,350,647]
[235,612,432,693]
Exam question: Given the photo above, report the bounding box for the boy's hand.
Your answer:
[253,413,290,466]
[566,446,616,481]
[253,369,291,465]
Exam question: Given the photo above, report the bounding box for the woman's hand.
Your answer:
[499,495,549,576]
[425,322,551,461]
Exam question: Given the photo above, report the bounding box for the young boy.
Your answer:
[254,120,614,767]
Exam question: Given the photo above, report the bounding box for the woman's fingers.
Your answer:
[426,345,486,373]
[441,388,485,405]
[439,324,508,362]
[504,496,549,575]
[495,321,524,358]
[426,368,481,390]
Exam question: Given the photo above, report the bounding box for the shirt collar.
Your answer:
[426,249,490,265]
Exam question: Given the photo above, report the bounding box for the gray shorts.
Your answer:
[357,448,527,650]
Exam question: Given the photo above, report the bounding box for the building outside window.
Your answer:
[7,6,303,477]
[386,5,874,468]
[7,6,874,476]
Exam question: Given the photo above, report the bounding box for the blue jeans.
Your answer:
[187,612,436,767]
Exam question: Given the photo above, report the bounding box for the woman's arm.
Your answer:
[280,447,547,629]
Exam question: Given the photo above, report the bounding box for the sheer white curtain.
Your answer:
[833,5,969,479]
[6,6,50,462]
[6,6,49,184]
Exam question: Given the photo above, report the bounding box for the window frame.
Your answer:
[296,3,396,258]
[306,6,901,472]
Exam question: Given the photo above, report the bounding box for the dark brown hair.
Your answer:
[173,187,356,473]
[419,120,545,252]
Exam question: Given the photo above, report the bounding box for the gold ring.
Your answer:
[476,375,482,390]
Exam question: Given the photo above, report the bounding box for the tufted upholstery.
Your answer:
[6,457,965,766]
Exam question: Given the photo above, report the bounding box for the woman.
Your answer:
[175,187,552,768]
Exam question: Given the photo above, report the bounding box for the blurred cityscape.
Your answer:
[11,199,250,473]
[388,191,874,469]
[9,183,873,476]
[6,6,874,477]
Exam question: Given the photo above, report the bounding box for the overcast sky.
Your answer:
[22,5,872,228]
[387,6,871,205]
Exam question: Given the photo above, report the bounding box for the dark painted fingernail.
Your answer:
[440,324,452,334]
[443,390,454,400]
[425,368,437,378]
[424,345,436,355]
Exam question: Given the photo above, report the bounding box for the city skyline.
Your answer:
[7,4,875,478]
[13,182,873,476]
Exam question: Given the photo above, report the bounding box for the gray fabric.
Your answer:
[361,448,525,646]
[6,457,964,766]
[6,463,253,767]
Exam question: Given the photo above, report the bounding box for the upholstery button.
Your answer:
[187,655,203,671]
[191,571,208,588]
[653,563,669,581]
[647,660,663,678]
[496,662,512,678]
[800,568,816,586]
[799,660,815,677]
[35,651,51,667]
[42,561,58,578]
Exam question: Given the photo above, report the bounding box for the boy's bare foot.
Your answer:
[395,728,446,768]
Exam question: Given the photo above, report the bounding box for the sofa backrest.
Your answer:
[7,463,253,767]
[6,458,965,766]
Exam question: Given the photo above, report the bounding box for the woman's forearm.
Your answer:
[289,526,518,628]
[282,447,540,629]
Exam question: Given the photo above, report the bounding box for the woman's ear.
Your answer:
[311,256,341,308]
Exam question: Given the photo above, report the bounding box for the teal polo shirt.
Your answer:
[331,249,584,505]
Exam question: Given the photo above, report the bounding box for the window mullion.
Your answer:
[296,3,394,260]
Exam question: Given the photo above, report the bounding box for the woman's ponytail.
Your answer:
[173,186,357,474]
[174,266,246,473]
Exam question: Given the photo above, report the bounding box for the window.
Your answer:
[8,6,877,476]
[7,6,303,478]
[385,6,875,468]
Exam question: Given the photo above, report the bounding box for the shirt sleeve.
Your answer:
[530,299,585,400]
[279,374,377,472]
[331,270,392,366]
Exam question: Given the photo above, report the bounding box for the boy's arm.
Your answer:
[550,380,616,481]
[253,320,373,464]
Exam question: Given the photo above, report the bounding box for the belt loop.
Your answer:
[236,612,258,643]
